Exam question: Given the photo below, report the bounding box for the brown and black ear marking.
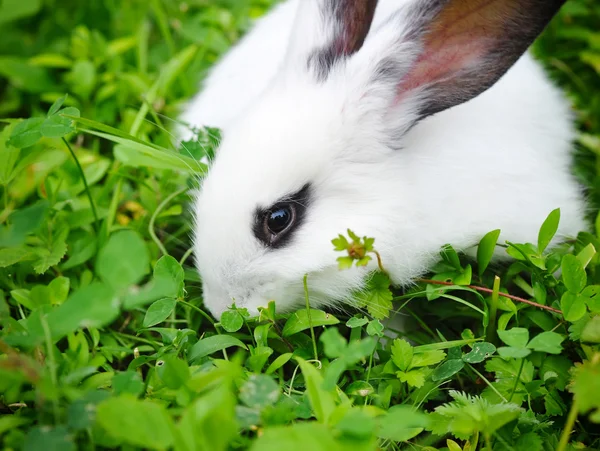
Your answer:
[371,0,566,121]
[309,0,379,81]
[414,0,567,118]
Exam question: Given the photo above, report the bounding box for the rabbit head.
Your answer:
[192,0,567,319]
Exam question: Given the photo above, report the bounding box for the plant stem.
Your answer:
[179,247,194,266]
[508,358,525,403]
[485,433,493,451]
[417,278,562,314]
[62,138,99,233]
[486,275,501,343]
[178,299,215,326]
[149,187,187,256]
[304,274,319,362]
[557,398,579,451]
[468,364,508,402]
[40,314,60,423]
[372,250,387,274]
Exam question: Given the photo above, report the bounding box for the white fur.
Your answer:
[183,0,587,319]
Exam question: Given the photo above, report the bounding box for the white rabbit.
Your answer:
[182,0,587,320]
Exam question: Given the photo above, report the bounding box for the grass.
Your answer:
[1,0,600,450]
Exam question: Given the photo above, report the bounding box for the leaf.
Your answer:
[526,331,564,354]
[143,298,177,328]
[44,282,120,343]
[97,130,205,174]
[462,342,496,363]
[411,350,446,368]
[441,244,463,270]
[354,272,393,319]
[246,346,273,373]
[0,200,48,247]
[570,356,600,419]
[0,0,42,24]
[188,335,247,363]
[577,243,596,269]
[40,107,79,138]
[538,208,560,253]
[239,374,280,409]
[0,246,36,268]
[391,339,413,371]
[48,276,70,305]
[561,254,587,293]
[427,390,523,440]
[336,256,354,270]
[561,292,587,322]
[47,94,67,116]
[432,359,465,381]
[332,234,349,251]
[265,353,293,375]
[112,371,145,396]
[497,328,529,348]
[335,409,376,439]
[477,229,501,277]
[497,347,532,359]
[320,327,347,359]
[249,423,341,451]
[397,368,428,388]
[346,316,368,328]
[582,285,600,313]
[282,309,339,337]
[7,117,44,148]
[23,426,75,451]
[96,230,149,291]
[581,315,600,343]
[157,355,190,389]
[96,395,175,450]
[175,384,238,451]
[153,255,185,298]
[515,432,543,451]
[296,357,336,423]
[377,405,429,442]
[32,238,68,274]
[366,319,384,337]
[220,310,244,333]
[67,391,110,431]
[0,415,30,438]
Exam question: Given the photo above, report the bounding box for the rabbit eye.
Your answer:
[266,205,295,235]
[253,184,311,249]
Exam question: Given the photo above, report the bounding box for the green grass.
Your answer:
[1,0,600,450]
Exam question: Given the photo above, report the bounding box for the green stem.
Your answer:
[150,0,176,57]
[485,432,493,451]
[557,398,579,451]
[62,138,99,233]
[149,187,187,256]
[104,178,122,240]
[486,275,500,344]
[303,274,319,362]
[178,299,215,326]
[40,314,60,423]
[508,358,525,403]
[179,247,194,266]
[468,364,508,403]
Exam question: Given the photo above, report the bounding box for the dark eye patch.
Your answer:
[253,184,311,248]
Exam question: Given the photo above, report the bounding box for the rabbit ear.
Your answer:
[286,0,379,80]
[354,0,566,126]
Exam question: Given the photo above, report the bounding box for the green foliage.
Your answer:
[1,0,600,450]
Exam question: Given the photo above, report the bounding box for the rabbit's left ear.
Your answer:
[284,0,379,79]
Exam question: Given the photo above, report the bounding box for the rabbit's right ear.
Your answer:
[284,0,379,80]
[344,0,567,138]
